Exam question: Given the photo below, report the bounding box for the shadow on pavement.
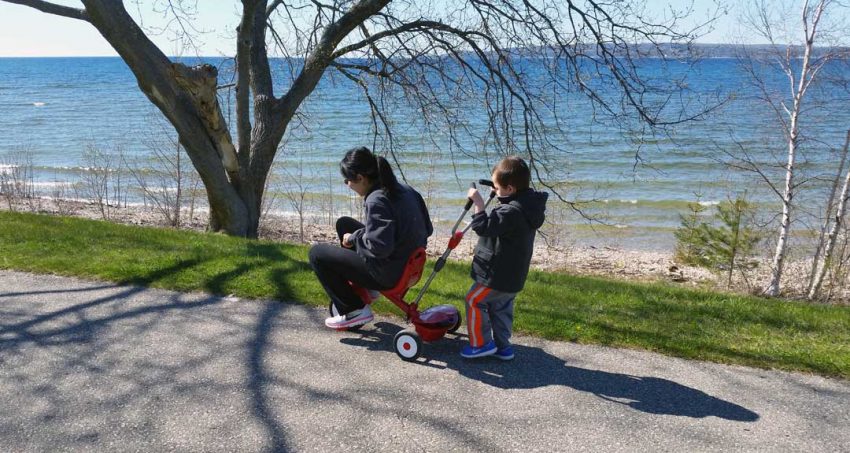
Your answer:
[249,301,292,453]
[0,248,305,453]
[341,321,760,422]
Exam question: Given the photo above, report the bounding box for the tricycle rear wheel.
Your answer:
[394,330,422,361]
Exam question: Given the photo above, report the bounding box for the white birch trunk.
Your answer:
[808,130,850,299]
[765,120,798,296]
[763,0,824,297]
[807,131,850,292]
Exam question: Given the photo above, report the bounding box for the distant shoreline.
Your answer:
[2,43,849,59]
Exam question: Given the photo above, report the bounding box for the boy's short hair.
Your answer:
[492,156,530,192]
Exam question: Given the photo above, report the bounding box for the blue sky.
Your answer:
[0,1,753,57]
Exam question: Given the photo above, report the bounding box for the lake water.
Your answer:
[1,57,847,250]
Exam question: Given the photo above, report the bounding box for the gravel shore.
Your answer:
[3,197,847,303]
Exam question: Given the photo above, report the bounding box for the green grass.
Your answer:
[1,210,849,379]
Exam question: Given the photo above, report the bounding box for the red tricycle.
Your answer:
[344,180,496,361]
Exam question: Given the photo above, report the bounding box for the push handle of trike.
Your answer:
[410,180,497,307]
[458,180,496,232]
[463,179,494,208]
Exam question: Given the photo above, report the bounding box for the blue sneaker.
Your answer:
[494,346,514,361]
[460,341,497,359]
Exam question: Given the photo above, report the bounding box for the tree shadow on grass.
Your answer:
[341,321,759,422]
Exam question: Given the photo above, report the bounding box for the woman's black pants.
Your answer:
[308,216,389,315]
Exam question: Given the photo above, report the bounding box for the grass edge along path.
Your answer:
[1,210,848,379]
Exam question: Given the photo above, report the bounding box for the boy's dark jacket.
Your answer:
[469,188,548,292]
[349,183,433,287]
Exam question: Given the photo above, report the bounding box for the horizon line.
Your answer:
[5,42,843,59]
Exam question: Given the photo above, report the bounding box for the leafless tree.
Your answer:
[833,224,850,300]
[276,155,312,242]
[807,49,850,300]
[3,0,720,237]
[808,131,850,299]
[128,113,201,227]
[732,0,848,296]
[322,168,336,227]
[50,180,81,216]
[0,148,36,211]
[129,137,184,227]
[79,145,125,220]
[807,129,849,291]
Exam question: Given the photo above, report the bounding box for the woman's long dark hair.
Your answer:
[340,146,399,197]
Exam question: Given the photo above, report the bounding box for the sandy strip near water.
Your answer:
[3,197,847,303]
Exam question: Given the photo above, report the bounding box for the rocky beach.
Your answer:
[5,196,846,303]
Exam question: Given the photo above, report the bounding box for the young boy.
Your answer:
[462,156,548,360]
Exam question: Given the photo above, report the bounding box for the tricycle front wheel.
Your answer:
[447,313,463,334]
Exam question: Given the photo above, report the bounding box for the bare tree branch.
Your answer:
[274,0,391,118]
[2,0,89,21]
[266,0,284,16]
[7,0,727,237]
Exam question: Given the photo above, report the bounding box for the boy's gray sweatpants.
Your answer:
[465,283,517,349]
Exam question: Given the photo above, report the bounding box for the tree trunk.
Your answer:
[727,205,741,289]
[808,130,850,299]
[79,0,262,236]
[807,130,850,293]
[764,117,798,297]
[763,1,822,297]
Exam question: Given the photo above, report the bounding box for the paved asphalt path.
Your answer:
[1,270,848,452]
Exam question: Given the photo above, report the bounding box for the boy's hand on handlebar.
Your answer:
[466,187,485,213]
[342,233,354,248]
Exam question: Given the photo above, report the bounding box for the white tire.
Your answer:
[394,330,422,361]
